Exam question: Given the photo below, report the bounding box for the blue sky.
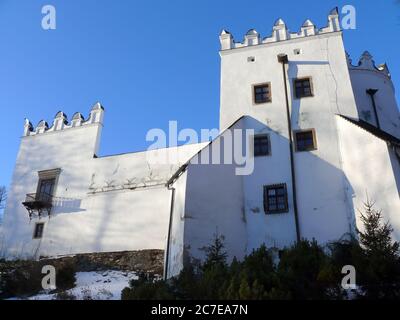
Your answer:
[0,0,399,190]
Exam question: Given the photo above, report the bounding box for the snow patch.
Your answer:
[29,270,137,300]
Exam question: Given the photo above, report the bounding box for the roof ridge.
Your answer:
[338,115,400,145]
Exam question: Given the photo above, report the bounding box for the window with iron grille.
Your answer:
[253,83,271,104]
[294,77,313,98]
[264,184,288,214]
[254,134,270,157]
[295,130,317,152]
[33,223,45,239]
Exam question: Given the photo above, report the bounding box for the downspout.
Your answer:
[392,144,400,165]
[164,184,176,280]
[277,53,301,242]
[366,89,380,129]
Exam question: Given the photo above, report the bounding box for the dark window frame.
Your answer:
[37,178,56,202]
[33,223,45,239]
[294,129,317,152]
[293,77,314,99]
[35,169,61,201]
[263,184,289,214]
[253,134,271,157]
[252,83,272,104]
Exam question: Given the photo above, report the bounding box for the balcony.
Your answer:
[22,193,53,219]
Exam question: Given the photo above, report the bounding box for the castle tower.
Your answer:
[219,8,358,130]
[347,51,400,139]
[217,8,366,247]
[1,104,105,258]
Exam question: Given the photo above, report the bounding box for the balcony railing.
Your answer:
[22,192,53,219]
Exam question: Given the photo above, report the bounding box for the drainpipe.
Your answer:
[277,53,301,242]
[366,89,380,129]
[163,185,176,280]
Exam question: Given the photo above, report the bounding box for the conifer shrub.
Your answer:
[121,201,400,300]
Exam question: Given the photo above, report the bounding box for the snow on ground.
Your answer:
[29,270,138,300]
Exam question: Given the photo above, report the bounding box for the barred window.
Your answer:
[294,77,313,98]
[264,184,288,214]
[253,83,271,104]
[295,130,317,152]
[254,135,270,157]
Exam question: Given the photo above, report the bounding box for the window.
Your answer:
[38,178,55,202]
[253,83,271,104]
[33,223,45,239]
[36,169,60,202]
[253,134,270,157]
[294,129,317,152]
[264,184,288,214]
[294,77,313,98]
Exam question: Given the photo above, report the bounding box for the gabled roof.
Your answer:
[166,116,245,186]
[167,114,400,187]
[339,115,400,145]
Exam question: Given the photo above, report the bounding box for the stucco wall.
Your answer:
[241,116,297,250]
[337,116,400,242]
[219,31,359,245]
[1,120,205,260]
[349,68,400,139]
[1,124,102,259]
[220,32,358,132]
[182,121,247,264]
[165,170,188,278]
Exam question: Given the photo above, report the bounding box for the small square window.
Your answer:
[264,184,288,214]
[33,223,45,239]
[294,77,313,98]
[295,129,317,152]
[253,135,270,157]
[253,83,271,104]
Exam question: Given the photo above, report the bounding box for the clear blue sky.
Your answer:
[0,0,399,190]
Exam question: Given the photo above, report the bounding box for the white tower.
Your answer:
[347,51,400,139]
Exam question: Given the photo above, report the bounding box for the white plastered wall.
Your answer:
[336,116,400,241]
[1,119,205,259]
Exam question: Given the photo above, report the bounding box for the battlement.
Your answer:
[219,7,340,51]
[347,51,391,78]
[23,102,105,137]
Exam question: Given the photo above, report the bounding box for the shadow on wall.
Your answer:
[388,146,400,197]
[182,115,357,266]
[52,198,85,215]
[2,131,94,258]
[288,59,357,240]
[3,126,175,259]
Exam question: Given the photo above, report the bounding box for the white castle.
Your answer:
[1,8,400,278]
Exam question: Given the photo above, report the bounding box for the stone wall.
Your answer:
[0,250,164,299]
[40,250,164,275]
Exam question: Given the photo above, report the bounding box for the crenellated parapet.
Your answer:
[220,7,340,51]
[346,51,391,78]
[23,102,105,137]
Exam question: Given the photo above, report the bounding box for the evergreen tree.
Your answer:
[356,200,400,299]
[277,239,337,299]
[198,233,229,299]
[201,232,228,270]
[358,200,399,258]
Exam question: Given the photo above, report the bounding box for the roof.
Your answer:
[339,115,400,145]
[166,116,245,186]
[167,114,400,187]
